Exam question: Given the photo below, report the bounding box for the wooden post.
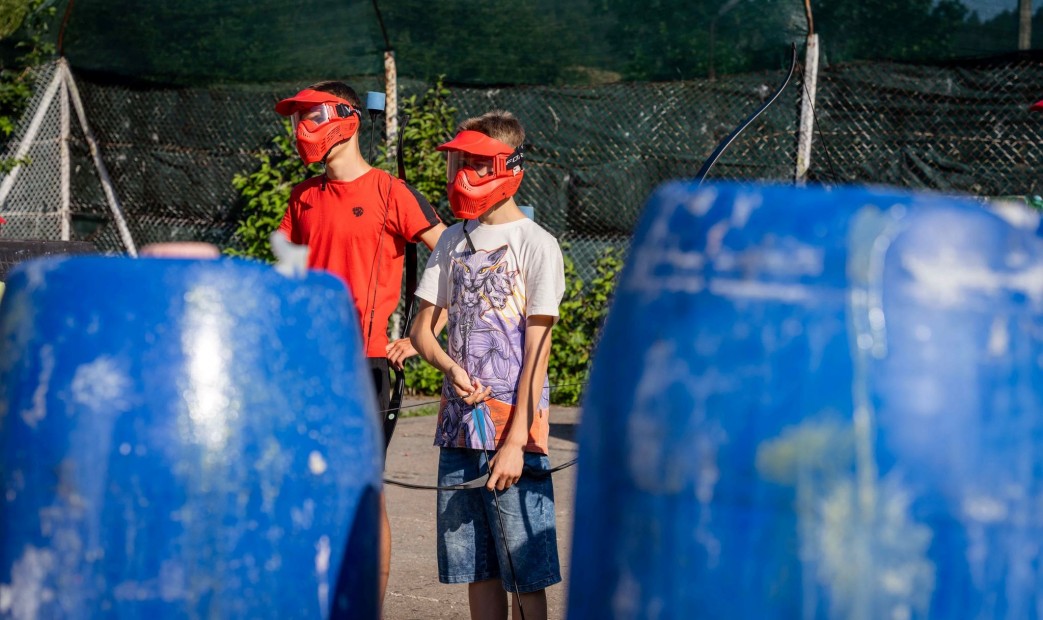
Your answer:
[795,33,820,185]
[383,49,403,340]
[384,50,399,171]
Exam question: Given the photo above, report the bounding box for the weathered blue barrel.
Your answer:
[569,182,1043,619]
[0,256,381,618]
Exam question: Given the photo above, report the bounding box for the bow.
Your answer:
[694,42,798,186]
[384,457,578,491]
[385,118,416,446]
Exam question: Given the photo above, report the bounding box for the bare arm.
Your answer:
[486,315,555,492]
[386,221,445,367]
[386,308,447,370]
[410,301,491,403]
[416,222,447,250]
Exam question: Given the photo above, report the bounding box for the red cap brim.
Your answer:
[1031,99,1043,112]
[275,88,349,116]
[436,130,514,156]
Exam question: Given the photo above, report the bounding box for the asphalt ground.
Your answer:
[382,398,580,620]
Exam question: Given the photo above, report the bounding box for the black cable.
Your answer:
[368,115,378,163]
[475,404,526,620]
[382,378,590,617]
[387,113,415,445]
[490,472,526,620]
[384,457,578,491]
[377,381,591,416]
[362,178,396,355]
[370,0,392,52]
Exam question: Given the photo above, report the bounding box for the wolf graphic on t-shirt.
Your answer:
[439,244,524,447]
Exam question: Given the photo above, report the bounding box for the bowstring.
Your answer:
[473,402,526,619]
[377,380,590,416]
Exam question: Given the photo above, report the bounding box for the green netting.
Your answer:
[2,49,1043,281]
[447,75,802,242]
[4,1,1043,87]
[49,0,387,85]
[808,54,1043,194]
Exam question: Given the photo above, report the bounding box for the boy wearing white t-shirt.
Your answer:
[410,110,565,620]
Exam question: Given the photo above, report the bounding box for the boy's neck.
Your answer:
[476,198,524,225]
[323,140,372,182]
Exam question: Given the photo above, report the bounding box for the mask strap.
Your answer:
[335,103,356,119]
[504,145,524,171]
[462,220,477,253]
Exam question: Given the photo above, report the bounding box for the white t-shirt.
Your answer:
[415,215,565,451]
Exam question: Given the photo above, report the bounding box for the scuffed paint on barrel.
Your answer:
[569,183,1043,619]
[0,256,381,619]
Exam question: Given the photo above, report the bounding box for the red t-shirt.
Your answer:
[278,168,440,357]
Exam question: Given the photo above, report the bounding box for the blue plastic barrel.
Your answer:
[0,255,382,619]
[569,182,1043,619]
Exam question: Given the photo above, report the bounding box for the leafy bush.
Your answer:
[403,244,625,407]
[1,0,55,173]
[226,79,622,409]
[228,78,456,262]
[547,244,624,406]
[226,119,319,262]
[402,341,447,395]
[377,76,455,214]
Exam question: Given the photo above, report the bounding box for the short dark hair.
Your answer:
[309,81,362,110]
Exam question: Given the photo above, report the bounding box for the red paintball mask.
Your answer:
[275,88,360,165]
[436,130,525,220]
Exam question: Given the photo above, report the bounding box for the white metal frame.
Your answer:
[0,58,137,255]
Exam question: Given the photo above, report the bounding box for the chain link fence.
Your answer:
[2,53,1042,279]
[0,61,66,242]
[449,72,802,278]
[809,54,1043,195]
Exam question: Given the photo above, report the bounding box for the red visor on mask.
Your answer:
[275,89,360,164]
[1031,99,1043,112]
[437,131,524,220]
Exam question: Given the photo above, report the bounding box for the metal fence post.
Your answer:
[61,59,137,256]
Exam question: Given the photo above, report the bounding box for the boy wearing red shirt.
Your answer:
[273,80,445,607]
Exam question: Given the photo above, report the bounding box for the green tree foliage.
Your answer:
[404,243,625,407]
[547,244,624,406]
[49,0,381,85]
[953,6,1043,56]
[815,0,970,62]
[228,79,459,263]
[605,0,804,80]
[381,0,615,85]
[3,0,1037,88]
[0,0,31,40]
[376,77,456,216]
[226,119,318,262]
[0,0,54,171]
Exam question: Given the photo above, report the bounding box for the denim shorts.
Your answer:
[436,447,562,593]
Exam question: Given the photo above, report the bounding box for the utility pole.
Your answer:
[1019,0,1033,50]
